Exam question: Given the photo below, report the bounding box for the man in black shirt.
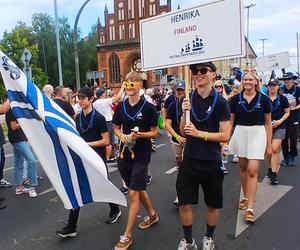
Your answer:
[56,87,121,238]
[113,72,159,250]
[279,72,300,166]
[177,62,231,250]
[53,86,75,119]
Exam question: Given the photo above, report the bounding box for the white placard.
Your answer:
[140,0,244,71]
[256,52,291,72]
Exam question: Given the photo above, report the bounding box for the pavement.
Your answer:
[0,133,300,250]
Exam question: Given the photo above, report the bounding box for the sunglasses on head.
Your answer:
[123,81,140,89]
[191,67,212,75]
[214,85,223,89]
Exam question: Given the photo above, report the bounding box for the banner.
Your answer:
[140,0,244,70]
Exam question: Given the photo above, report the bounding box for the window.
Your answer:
[138,0,145,17]
[119,24,125,39]
[129,23,135,39]
[109,22,115,41]
[128,0,135,19]
[149,3,156,16]
[100,32,105,43]
[118,8,124,20]
[109,53,121,83]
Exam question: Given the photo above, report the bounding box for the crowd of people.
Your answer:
[0,62,299,250]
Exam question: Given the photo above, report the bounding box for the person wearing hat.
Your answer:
[279,72,300,166]
[178,62,231,250]
[56,86,121,238]
[266,79,290,184]
[93,85,125,163]
[165,80,186,208]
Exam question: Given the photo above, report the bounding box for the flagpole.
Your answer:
[297,32,299,75]
[54,0,64,86]
[184,65,190,124]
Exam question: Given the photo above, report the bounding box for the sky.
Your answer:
[0,0,299,73]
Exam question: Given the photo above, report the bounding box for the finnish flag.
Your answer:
[0,50,126,209]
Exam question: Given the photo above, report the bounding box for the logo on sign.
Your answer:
[2,56,21,80]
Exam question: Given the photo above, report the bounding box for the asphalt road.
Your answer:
[0,133,300,250]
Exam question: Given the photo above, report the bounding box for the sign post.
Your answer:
[21,48,32,79]
[140,0,244,123]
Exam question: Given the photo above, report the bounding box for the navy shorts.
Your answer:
[118,160,149,191]
[176,157,224,208]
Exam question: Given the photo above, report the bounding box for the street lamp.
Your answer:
[73,0,91,91]
[244,3,256,69]
[259,38,268,56]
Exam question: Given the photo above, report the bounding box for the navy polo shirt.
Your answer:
[166,99,183,142]
[113,97,158,162]
[164,94,176,109]
[270,94,289,129]
[183,89,230,161]
[75,109,108,162]
[230,91,271,126]
[281,85,300,122]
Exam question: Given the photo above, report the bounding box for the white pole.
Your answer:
[54,0,63,86]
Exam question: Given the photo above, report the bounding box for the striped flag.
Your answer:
[0,50,126,209]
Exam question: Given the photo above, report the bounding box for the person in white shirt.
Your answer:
[93,84,125,162]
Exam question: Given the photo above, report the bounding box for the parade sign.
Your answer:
[140,0,244,70]
[256,52,291,72]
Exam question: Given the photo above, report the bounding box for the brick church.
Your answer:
[96,0,178,88]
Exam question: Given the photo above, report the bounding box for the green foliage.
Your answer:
[0,12,98,98]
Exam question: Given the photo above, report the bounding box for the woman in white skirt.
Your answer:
[229,71,272,223]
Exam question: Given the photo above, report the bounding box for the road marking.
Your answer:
[235,177,293,238]
[155,144,166,150]
[165,166,178,175]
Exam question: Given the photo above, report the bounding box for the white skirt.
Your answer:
[229,125,267,160]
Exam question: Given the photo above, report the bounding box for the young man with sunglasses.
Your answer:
[177,62,231,250]
[113,71,159,250]
[56,87,121,238]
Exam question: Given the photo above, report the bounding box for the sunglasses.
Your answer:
[123,81,140,89]
[191,67,212,75]
[214,85,223,89]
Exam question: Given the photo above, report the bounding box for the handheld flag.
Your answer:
[0,50,126,209]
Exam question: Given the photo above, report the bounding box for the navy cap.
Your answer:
[267,79,280,86]
[175,80,185,90]
[278,72,298,80]
[77,87,93,97]
[96,88,105,97]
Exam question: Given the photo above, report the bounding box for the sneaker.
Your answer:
[245,209,255,223]
[138,211,159,230]
[280,158,288,166]
[238,198,248,210]
[15,185,30,195]
[120,187,129,195]
[107,158,117,164]
[114,234,133,250]
[221,165,228,175]
[29,187,37,198]
[173,197,179,208]
[0,179,12,188]
[105,210,121,224]
[266,168,272,178]
[270,172,279,185]
[232,155,239,163]
[202,236,214,250]
[288,157,296,166]
[56,226,77,238]
[146,175,152,185]
[177,238,198,250]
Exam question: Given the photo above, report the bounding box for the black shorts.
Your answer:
[176,157,224,208]
[118,159,149,191]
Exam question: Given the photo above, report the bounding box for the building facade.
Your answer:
[97,0,172,88]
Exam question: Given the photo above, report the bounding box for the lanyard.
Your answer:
[238,92,262,113]
[270,95,281,113]
[123,98,147,121]
[79,108,96,133]
[190,89,218,123]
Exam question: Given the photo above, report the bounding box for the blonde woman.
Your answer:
[214,80,228,100]
[229,71,272,223]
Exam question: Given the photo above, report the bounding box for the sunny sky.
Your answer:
[0,0,299,73]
